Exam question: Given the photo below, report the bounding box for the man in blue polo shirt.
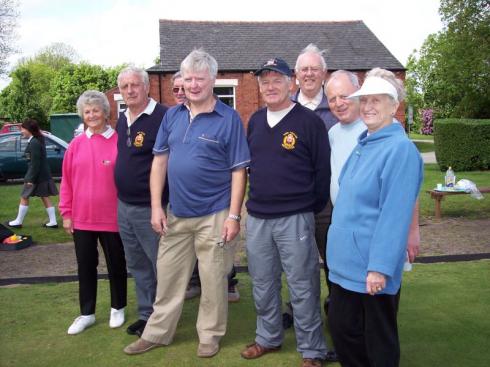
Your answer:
[124,49,250,358]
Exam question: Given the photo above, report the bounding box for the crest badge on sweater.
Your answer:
[134,132,145,148]
[282,132,297,150]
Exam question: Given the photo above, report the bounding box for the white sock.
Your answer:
[46,206,57,225]
[9,204,29,225]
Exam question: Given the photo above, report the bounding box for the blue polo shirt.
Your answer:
[153,99,250,218]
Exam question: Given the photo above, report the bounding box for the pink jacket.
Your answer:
[59,129,119,232]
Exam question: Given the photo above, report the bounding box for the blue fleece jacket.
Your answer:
[327,123,423,295]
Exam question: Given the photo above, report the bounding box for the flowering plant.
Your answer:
[420,109,433,135]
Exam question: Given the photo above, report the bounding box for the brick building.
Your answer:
[107,20,405,126]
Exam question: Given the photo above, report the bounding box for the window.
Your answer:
[0,135,17,152]
[114,93,127,116]
[214,79,238,109]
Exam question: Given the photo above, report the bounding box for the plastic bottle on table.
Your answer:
[445,166,456,187]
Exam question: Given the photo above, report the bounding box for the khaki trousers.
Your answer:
[142,209,236,345]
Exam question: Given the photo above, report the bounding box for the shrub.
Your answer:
[434,118,490,171]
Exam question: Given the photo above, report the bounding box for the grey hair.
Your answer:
[327,70,360,89]
[117,66,149,88]
[180,49,218,79]
[76,90,110,118]
[366,67,406,102]
[171,71,182,83]
[295,43,328,71]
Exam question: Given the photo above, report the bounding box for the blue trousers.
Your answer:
[246,212,329,360]
[117,200,159,320]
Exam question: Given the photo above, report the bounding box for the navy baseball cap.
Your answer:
[254,58,292,77]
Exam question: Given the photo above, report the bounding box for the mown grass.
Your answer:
[0,182,71,244]
[408,132,434,141]
[1,262,489,367]
[419,164,490,218]
[414,141,435,153]
[1,163,489,244]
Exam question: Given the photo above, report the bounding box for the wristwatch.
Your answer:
[228,214,241,222]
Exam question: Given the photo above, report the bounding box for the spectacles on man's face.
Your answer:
[298,66,323,75]
[172,86,184,94]
[126,126,131,147]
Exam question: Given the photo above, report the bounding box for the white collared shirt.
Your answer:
[124,98,157,127]
[85,126,115,139]
[297,89,323,111]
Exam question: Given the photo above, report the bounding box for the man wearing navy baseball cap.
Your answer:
[241,58,334,367]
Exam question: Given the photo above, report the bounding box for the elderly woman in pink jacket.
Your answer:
[59,90,127,335]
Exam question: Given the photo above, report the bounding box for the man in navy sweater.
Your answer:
[240,58,335,367]
[114,66,168,337]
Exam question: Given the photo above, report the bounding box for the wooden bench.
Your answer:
[426,187,490,220]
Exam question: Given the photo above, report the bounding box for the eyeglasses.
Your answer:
[298,66,323,74]
[172,86,184,94]
[126,126,131,147]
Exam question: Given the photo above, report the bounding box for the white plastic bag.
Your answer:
[455,179,484,200]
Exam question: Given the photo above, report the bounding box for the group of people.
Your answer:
[8,43,423,367]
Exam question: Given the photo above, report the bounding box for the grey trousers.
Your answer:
[117,199,159,320]
[246,212,329,360]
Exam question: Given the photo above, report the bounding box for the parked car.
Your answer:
[0,132,68,181]
[0,123,21,134]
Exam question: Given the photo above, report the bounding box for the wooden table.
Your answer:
[427,187,490,219]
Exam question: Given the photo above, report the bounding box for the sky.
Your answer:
[1,0,443,89]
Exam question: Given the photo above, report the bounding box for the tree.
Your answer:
[0,66,47,125]
[50,63,123,113]
[34,42,79,70]
[0,0,18,76]
[406,0,490,119]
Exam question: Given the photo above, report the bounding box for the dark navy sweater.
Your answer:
[114,102,168,206]
[246,103,331,219]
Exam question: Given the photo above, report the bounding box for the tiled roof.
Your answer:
[148,20,404,73]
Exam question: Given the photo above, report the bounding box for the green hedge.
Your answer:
[434,118,490,171]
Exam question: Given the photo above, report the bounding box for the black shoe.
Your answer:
[43,223,58,229]
[5,221,22,229]
[126,319,146,335]
[325,350,339,363]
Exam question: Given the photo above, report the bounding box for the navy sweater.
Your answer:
[114,103,168,206]
[246,103,331,219]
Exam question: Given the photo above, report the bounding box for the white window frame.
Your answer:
[114,94,127,115]
[214,79,238,109]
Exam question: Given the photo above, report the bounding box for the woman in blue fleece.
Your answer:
[326,68,423,367]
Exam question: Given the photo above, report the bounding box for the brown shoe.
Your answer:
[123,338,163,355]
[302,358,323,367]
[240,342,281,359]
[197,343,219,358]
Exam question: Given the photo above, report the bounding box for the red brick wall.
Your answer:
[109,70,406,129]
[106,86,120,128]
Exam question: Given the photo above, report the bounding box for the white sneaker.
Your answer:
[109,307,125,328]
[67,315,95,335]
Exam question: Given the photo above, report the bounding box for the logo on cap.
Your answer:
[265,59,278,66]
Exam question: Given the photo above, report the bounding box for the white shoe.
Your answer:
[109,307,125,328]
[67,315,95,335]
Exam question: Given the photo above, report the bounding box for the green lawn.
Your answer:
[419,164,490,218]
[1,262,489,367]
[414,141,435,153]
[0,183,72,244]
[0,163,488,244]
[408,132,434,141]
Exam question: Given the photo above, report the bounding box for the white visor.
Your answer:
[348,76,398,101]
